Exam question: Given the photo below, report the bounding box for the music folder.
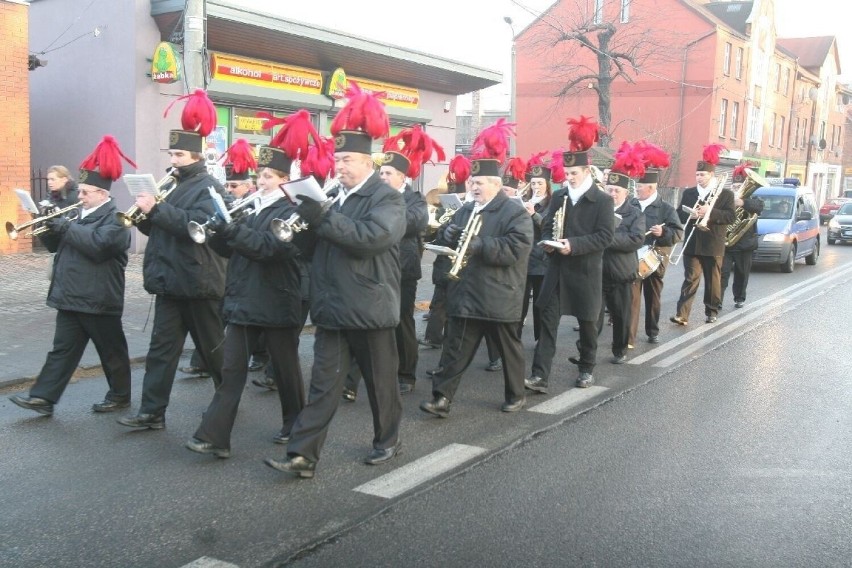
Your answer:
[280,176,326,205]
[423,243,458,257]
[438,193,463,211]
[538,240,567,250]
[13,189,40,215]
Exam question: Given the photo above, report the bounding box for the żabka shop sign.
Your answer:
[211,53,323,94]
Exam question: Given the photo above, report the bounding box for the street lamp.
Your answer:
[504,16,516,155]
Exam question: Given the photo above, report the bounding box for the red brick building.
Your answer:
[0,0,31,254]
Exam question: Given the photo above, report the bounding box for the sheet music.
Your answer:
[122,174,158,198]
[14,189,40,215]
[538,239,567,250]
[423,244,458,257]
[208,186,231,223]
[439,194,463,210]
[281,176,326,204]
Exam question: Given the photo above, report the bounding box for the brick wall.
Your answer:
[0,1,31,254]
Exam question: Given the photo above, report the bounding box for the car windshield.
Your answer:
[837,203,852,215]
[758,195,795,219]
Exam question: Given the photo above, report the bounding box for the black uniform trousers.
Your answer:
[194,324,303,450]
[431,316,525,404]
[139,296,224,416]
[287,326,401,463]
[423,281,447,344]
[396,277,419,385]
[629,271,664,343]
[520,274,544,340]
[721,249,753,304]
[532,288,599,376]
[675,253,723,320]
[598,281,633,356]
[30,310,130,404]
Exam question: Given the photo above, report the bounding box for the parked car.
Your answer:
[751,184,820,273]
[819,197,849,224]
[827,201,852,245]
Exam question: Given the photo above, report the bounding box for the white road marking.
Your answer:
[180,558,239,568]
[354,443,487,499]
[527,385,609,415]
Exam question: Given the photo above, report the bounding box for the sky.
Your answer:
[229,0,851,111]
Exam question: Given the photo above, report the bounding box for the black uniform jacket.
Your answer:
[539,184,615,321]
[636,193,683,277]
[434,191,533,323]
[726,196,764,252]
[137,161,230,300]
[309,172,406,330]
[677,185,736,257]
[209,197,313,328]
[48,181,79,211]
[40,200,130,316]
[603,200,646,284]
[527,196,551,277]
[400,185,429,281]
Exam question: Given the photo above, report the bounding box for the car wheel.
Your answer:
[828,238,836,245]
[781,245,796,273]
[805,240,819,265]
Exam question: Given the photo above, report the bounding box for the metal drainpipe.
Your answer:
[676,30,718,178]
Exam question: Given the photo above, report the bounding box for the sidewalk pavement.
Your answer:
[0,251,437,389]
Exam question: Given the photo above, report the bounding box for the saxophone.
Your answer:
[446,212,483,281]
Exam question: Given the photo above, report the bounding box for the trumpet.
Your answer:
[116,168,178,228]
[670,173,728,265]
[447,212,483,281]
[552,195,568,240]
[187,191,264,244]
[6,201,82,240]
[270,177,342,242]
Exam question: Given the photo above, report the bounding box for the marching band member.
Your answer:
[670,144,736,326]
[265,83,406,477]
[628,143,682,345]
[419,119,533,418]
[118,90,230,430]
[525,116,614,393]
[720,164,763,310]
[9,137,134,416]
[599,143,646,364]
[187,118,324,458]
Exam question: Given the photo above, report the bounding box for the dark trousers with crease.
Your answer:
[194,324,304,450]
[431,317,525,404]
[532,287,599,377]
[423,281,447,344]
[629,271,664,344]
[721,249,753,304]
[30,310,130,404]
[287,326,401,463]
[675,253,722,320]
[520,274,544,340]
[139,296,224,416]
[598,280,633,356]
[396,278,419,384]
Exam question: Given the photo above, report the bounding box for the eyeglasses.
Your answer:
[79,188,105,196]
[226,182,246,189]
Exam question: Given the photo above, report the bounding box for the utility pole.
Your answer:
[184,0,206,90]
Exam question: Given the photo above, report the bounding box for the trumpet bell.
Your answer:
[187,221,208,244]
[270,218,294,242]
[5,221,19,240]
[115,211,136,228]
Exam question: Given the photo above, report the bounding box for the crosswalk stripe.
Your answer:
[354,443,487,499]
[179,557,239,568]
[527,385,609,415]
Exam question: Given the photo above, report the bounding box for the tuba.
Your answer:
[116,168,179,228]
[725,168,767,247]
[446,212,483,281]
[5,201,82,240]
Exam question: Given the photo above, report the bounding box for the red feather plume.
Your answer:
[270,109,323,161]
[163,89,217,137]
[221,139,257,176]
[382,125,446,180]
[550,149,567,184]
[78,135,137,181]
[611,141,646,179]
[301,136,336,180]
[329,81,390,139]
[525,151,548,169]
[702,143,726,165]
[448,155,471,185]
[635,140,671,169]
[505,156,526,182]
[470,118,516,164]
[566,115,600,152]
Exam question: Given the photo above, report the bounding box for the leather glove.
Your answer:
[46,216,71,235]
[206,214,229,235]
[297,196,326,226]
[467,236,483,256]
[444,223,462,242]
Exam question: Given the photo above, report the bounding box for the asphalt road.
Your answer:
[2,233,851,568]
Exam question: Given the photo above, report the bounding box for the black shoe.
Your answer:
[418,338,441,349]
[399,382,415,394]
[248,356,268,372]
[717,303,724,311]
[9,395,53,416]
[610,354,627,364]
[341,388,357,402]
[735,301,744,309]
[576,372,594,388]
[364,442,402,465]
[670,316,688,326]
[422,312,431,321]
[178,366,210,378]
[272,429,290,445]
[251,376,277,391]
[705,316,717,323]
[485,359,502,372]
[264,455,316,478]
[92,399,130,413]
[524,376,549,394]
[647,335,660,344]
[501,398,526,412]
[426,366,444,377]
[568,356,581,365]
[185,437,230,459]
[117,413,165,430]
[420,395,451,418]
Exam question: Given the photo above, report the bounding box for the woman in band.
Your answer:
[186,144,311,458]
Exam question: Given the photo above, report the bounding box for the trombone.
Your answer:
[116,168,179,228]
[669,173,728,265]
[187,191,264,244]
[5,201,82,240]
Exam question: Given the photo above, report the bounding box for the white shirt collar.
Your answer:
[338,172,374,206]
[638,192,657,211]
[79,198,109,219]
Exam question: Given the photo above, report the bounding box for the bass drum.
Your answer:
[637,245,664,280]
